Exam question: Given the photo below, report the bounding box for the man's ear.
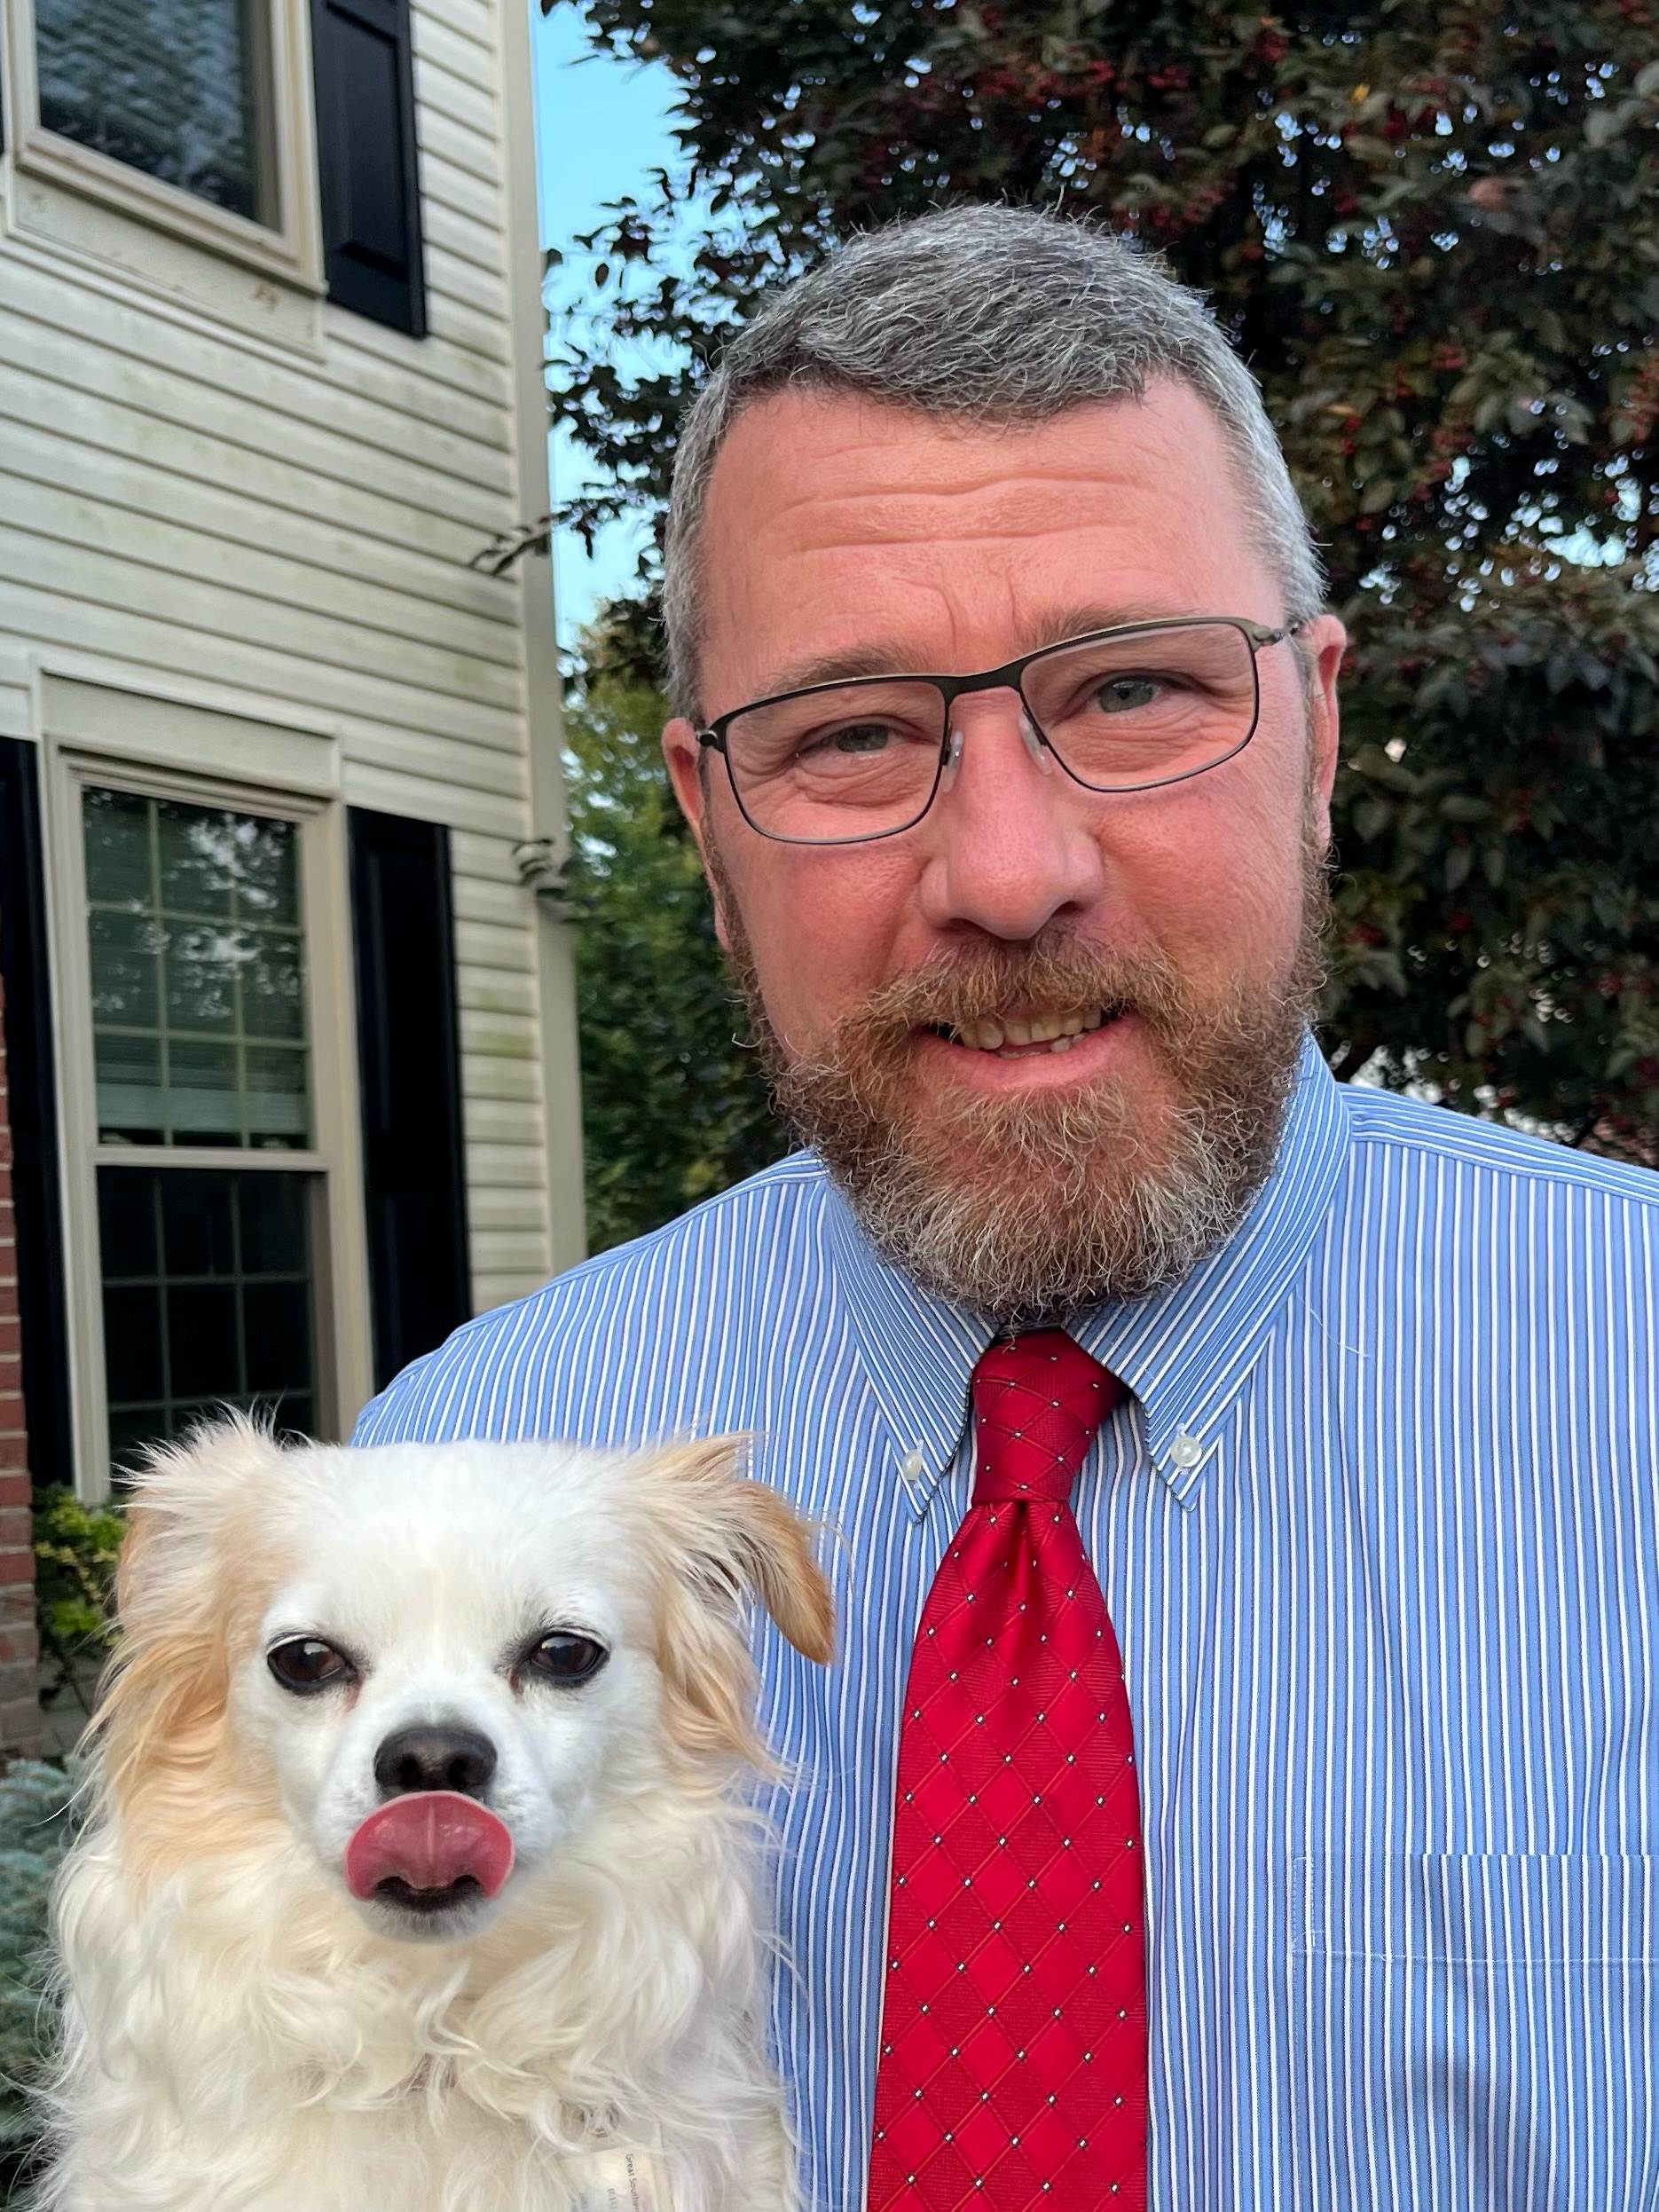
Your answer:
[662,715,706,838]
[1301,613,1347,851]
[663,717,733,953]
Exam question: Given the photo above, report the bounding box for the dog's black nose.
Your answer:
[373,1723,498,1799]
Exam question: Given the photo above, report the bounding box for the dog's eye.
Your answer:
[267,1637,356,1695]
[523,1632,608,1687]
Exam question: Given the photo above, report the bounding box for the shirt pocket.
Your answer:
[1288,1854,1659,2212]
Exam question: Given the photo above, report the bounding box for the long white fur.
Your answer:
[35,1421,833,2212]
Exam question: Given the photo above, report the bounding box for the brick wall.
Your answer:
[0,968,43,1759]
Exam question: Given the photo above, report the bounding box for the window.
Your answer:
[99,1166,316,1466]
[2,0,322,288]
[34,0,278,224]
[85,791,310,1150]
[81,785,320,1471]
[44,725,373,1500]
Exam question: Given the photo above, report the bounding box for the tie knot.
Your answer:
[970,1328,1122,1505]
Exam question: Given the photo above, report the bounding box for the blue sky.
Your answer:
[531,4,680,645]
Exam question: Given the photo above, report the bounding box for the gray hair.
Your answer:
[662,205,1324,721]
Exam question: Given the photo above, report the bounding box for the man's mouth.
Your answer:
[931,1004,1125,1058]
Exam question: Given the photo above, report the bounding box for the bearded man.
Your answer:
[358,208,1659,2211]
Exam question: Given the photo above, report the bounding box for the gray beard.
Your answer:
[708,838,1329,1325]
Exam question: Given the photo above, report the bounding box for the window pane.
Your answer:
[241,932,304,1039]
[232,814,301,926]
[83,787,153,904]
[238,1172,307,1273]
[157,801,235,919]
[159,1172,235,1277]
[243,1280,311,1391]
[34,0,274,225]
[98,1165,318,1481]
[84,788,311,1148]
[92,1032,165,1145]
[97,1168,158,1278]
[101,1284,162,1404]
[169,1037,242,1139]
[167,1282,239,1397]
[244,1044,309,1141]
[165,926,239,1032]
[88,907,161,1027]
[108,1405,165,1478]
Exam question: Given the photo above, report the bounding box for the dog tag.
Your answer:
[558,2145,674,2212]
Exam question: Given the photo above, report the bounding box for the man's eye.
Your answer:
[810,720,896,757]
[1093,674,1163,713]
[522,1632,609,1687]
[267,1637,356,1695]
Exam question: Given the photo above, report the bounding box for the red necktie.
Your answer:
[868,1329,1147,2211]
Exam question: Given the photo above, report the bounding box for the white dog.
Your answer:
[37,1419,834,2212]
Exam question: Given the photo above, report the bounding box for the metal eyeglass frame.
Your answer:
[696,614,1306,846]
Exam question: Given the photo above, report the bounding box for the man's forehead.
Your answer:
[751,602,1230,699]
[704,377,1240,504]
[694,383,1271,709]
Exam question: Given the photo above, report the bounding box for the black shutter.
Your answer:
[0,739,71,1490]
[310,0,427,335]
[349,809,469,1390]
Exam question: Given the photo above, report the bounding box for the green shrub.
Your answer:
[33,1491,123,1725]
[0,1759,77,2202]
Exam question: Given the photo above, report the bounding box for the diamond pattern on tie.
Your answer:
[868,1331,1147,2212]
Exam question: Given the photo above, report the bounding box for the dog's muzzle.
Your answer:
[345,1791,515,1909]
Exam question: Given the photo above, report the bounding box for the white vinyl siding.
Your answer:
[0,0,580,1413]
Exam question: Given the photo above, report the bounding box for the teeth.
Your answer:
[950,1007,1108,1052]
[955,1018,1005,1051]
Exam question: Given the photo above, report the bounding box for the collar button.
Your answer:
[1170,1434,1204,1470]
[900,1449,925,1482]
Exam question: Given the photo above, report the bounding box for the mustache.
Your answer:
[834,935,1192,1049]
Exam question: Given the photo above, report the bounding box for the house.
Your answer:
[0,0,586,1752]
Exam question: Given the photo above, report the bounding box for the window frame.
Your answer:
[1,0,325,292]
[44,742,372,1499]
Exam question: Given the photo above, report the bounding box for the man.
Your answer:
[357,208,1659,2210]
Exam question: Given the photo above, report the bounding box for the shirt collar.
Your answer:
[823,1034,1350,1515]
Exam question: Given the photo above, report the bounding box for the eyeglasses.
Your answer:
[696,616,1302,846]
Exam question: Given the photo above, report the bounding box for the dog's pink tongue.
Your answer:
[344,1792,515,1901]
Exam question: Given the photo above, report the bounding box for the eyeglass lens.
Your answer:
[721,621,1261,843]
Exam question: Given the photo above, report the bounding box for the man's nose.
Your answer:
[916,693,1107,940]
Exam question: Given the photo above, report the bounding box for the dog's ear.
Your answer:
[638,1435,834,1767]
[95,1414,288,1879]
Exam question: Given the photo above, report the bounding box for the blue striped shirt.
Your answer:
[356,1039,1659,2210]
